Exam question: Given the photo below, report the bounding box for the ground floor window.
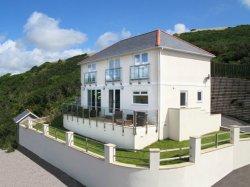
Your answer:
[180,91,188,107]
[133,91,148,104]
[197,91,203,102]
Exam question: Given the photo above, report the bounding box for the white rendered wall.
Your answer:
[81,49,159,113]
[63,115,158,149]
[168,108,221,141]
[159,50,213,139]
[19,125,250,187]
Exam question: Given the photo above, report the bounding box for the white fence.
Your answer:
[19,123,250,187]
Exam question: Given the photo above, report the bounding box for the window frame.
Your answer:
[134,53,148,65]
[180,90,188,107]
[133,91,148,105]
[197,90,203,103]
[87,63,96,72]
[108,58,120,69]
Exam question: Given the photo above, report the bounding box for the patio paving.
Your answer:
[0,146,84,187]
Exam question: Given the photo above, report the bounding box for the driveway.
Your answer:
[222,115,250,132]
[0,146,84,187]
[213,165,250,187]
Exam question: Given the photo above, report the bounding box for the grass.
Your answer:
[240,132,250,139]
[32,124,232,167]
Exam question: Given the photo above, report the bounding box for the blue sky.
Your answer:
[0,0,249,74]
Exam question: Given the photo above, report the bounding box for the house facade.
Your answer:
[63,30,221,149]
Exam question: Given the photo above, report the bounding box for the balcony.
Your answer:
[63,105,158,149]
[84,71,96,84]
[105,68,121,82]
[130,64,150,81]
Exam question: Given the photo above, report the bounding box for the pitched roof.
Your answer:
[13,109,39,124]
[80,29,215,64]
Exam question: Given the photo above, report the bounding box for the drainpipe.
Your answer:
[157,48,162,139]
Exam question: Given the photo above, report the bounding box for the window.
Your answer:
[133,91,148,104]
[134,53,148,65]
[88,63,96,72]
[180,91,187,107]
[197,91,203,102]
[109,59,120,69]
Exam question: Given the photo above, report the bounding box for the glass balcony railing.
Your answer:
[105,68,121,82]
[130,64,149,80]
[84,71,96,84]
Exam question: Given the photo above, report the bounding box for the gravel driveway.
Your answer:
[0,146,84,187]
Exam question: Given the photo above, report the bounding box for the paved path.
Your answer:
[0,147,84,187]
[222,115,250,131]
[213,165,250,187]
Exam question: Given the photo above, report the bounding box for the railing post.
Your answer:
[43,124,49,136]
[66,131,74,147]
[189,136,201,163]
[104,143,116,164]
[230,125,240,145]
[149,148,160,170]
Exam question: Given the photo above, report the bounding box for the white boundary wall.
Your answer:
[168,108,221,141]
[19,125,250,187]
[63,115,158,149]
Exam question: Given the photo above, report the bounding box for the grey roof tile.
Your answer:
[81,29,214,64]
[13,109,38,123]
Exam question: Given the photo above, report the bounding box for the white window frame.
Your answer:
[133,91,148,105]
[88,63,96,72]
[108,59,120,69]
[180,90,188,107]
[197,90,203,103]
[134,53,148,65]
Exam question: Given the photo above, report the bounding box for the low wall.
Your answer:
[63,115,158,149]
[19,125,250,187]
[168,108,221,141]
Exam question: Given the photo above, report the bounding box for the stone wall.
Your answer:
[211,77,250,122]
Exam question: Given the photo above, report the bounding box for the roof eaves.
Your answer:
[78,46,160,65]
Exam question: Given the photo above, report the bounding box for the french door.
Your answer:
[87,89,101,109]
[109,89,120,113]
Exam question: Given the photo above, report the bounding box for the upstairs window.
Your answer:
[133,91,148,104]
[88,63,96,72]
[109,59,120,69]
[134,53,148,65]
[197,91,203,102]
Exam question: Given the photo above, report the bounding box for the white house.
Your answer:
[63,29,221,149]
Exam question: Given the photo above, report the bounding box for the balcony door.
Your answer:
[88,89,101,109]
[109,89,120,113]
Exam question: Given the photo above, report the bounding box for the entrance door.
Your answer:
[109,89,120,113]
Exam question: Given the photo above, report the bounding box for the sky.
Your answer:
[0,0,249,75]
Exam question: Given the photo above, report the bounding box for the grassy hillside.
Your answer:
[178,25,250,64]
[0,54,87,151]
[0,25,249,151]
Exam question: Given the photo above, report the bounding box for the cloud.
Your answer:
[240,0,250,8]
[0,39,88,75]
[24,12,87,51]
[0,11,89,75]
[96,28,131,49]
[166,23,190,35]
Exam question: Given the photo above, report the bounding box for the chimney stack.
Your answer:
[155,29,161,46]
